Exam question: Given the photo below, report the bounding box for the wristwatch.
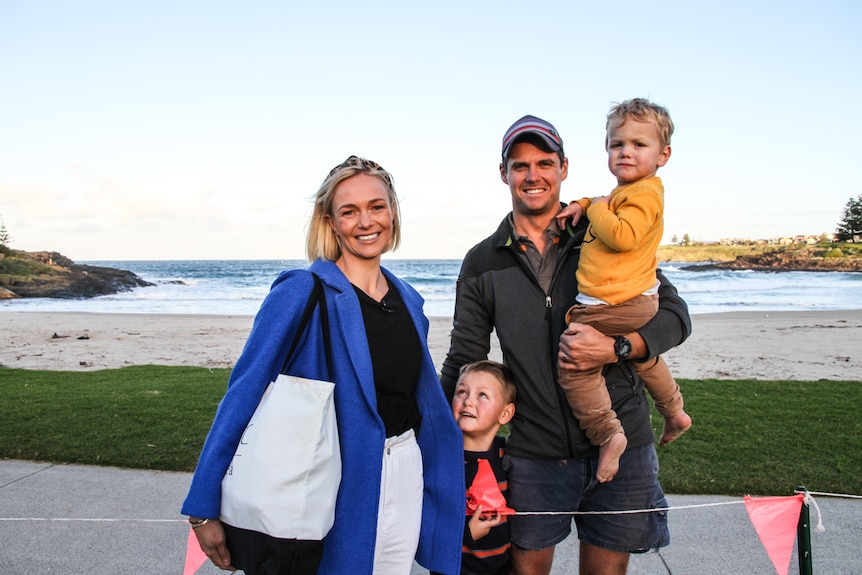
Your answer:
[612,335,632,362]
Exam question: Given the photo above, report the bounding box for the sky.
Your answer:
[1,0,860,261]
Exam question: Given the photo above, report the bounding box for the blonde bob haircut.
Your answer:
[306,155,402,262]
[606,97,675,149]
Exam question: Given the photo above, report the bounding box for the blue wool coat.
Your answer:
[181,260,465,575]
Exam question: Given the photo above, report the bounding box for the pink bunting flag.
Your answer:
[744,494,804,575]
[184,525,209,575]
[465,458,516,516]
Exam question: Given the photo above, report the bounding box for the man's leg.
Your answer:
[505,455,585,575]
[579,542,629,575]
[510,547,555,575]
[575,446,669,574]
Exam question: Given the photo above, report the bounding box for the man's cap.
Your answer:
[501,115,564,160]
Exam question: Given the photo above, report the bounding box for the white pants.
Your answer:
[372,429,424,575]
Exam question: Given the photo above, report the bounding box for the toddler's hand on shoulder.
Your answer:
[556,202,583,230]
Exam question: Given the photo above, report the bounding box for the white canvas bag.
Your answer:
[220,273,340,540]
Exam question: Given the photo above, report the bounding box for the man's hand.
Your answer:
[559,323,647,372]
[558,323,616,372]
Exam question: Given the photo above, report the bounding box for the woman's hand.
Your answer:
[191,518,236,571]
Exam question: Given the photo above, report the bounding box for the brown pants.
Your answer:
[560,294,683,446]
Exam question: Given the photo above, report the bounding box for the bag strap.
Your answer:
[280,273,333,378]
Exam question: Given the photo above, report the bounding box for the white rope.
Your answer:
[802,490,862,500]
[799,490,827,533]
[514,499,746,516]
[1,489,853,522]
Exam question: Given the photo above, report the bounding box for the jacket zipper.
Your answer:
[547,248,579,460]
[614,360,644,402]
[507,228,580,460]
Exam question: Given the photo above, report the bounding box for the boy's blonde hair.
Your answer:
[306,155,402,262]
[458,360,517,404]
[606,98,674,149]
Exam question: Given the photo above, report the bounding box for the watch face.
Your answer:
[615,336,632,359]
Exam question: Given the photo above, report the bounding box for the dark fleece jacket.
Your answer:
[441,211,691,460]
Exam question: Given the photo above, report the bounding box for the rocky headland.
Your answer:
[0,250,153,299]
[682,250,862,272]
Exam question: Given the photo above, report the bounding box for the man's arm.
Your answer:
[558,269,691,371]
[440,272,495,402]
[638,268,692,357]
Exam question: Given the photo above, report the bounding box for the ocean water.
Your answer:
[2,259,861,318]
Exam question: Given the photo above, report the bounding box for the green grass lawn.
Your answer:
[1,366,860,496]
[0,365,227,471]
[653,379,862,495]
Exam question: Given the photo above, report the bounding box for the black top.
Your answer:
[434,437,511,575]
[354,281,423,438]
[461,436,511,575]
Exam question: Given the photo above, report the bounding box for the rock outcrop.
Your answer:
[683,251,862,272]
[0,250,154,299]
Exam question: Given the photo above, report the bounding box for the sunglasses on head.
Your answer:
[327,155,392,188]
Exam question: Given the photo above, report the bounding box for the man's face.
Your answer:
[500,141,568,219]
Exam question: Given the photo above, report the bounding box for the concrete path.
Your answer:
[1,460,858,574]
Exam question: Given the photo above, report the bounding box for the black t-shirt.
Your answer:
[433,436,511,575]
[354,282,422,438]
[462,436,511,575]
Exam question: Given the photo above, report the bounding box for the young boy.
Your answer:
[556,98,692,484]
[441,360,516,575]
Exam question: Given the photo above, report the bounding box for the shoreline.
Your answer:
[1,309,860,380]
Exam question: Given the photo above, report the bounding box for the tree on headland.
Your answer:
[836,194,862,242]
[0,218,11,248]
[682,233,691,246]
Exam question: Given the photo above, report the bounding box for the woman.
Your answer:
[182,156,465,574]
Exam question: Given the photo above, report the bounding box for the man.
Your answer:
[440,115,691,575]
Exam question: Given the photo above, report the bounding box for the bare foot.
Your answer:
[659,410,692,446]
[596,432,627,483]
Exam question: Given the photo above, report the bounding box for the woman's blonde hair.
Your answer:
[306,155,402,262]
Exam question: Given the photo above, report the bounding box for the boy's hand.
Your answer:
[467,505,504,541]
[555,202,583,230]
[591,195,610,207]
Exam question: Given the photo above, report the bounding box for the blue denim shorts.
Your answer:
[503,444,670,553]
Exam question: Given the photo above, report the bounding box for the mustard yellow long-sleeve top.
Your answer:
[575,176,664,305]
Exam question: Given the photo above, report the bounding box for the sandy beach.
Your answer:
[1,309,860,380]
